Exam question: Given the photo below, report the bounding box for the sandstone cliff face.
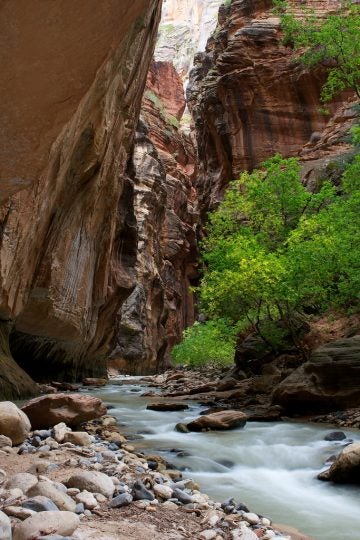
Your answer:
[0,0,162,398]
[110,62,199,374]
[187,0,344,214]
[156,0,224,81]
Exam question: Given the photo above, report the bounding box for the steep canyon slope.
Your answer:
[0,0,162,398]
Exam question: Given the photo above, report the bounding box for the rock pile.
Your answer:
[0,399,295,540]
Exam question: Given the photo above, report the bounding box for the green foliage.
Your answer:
[273,0,360,102]
[173,153,360,366]
[171,319,240,367]
[145,91,180,130]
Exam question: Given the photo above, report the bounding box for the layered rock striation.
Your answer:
[187,0,343,214]
[0,0,162,398]
[110,62,199,374]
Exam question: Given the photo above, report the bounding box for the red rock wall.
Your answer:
[110,62,199,374]
[0,0,162,397]
[187,0,343,214]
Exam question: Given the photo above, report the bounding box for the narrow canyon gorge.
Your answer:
[0,2,359,540]
[0,0,357,397]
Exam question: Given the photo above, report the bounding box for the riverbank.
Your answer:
[0,401,309,540]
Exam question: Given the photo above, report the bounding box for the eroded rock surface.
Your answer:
[187,0,344,214]
[110,61,199,373]
[273,336,360,413]
[0,0,162,397]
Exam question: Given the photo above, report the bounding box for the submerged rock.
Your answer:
[186,410,247,432]
[147,402,189,411]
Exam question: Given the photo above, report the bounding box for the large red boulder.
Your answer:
[186,410,247,432]
[21,393,107,429]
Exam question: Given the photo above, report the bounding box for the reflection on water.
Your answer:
[89,378,360,540]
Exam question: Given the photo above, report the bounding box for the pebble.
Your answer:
[154,483,173,500]
[109,492,133,508]
[75,490,98,509]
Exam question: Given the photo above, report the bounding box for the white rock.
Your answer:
[232,528,258,540]
[53,422,71,443]
[153,484,173,500]
[242,512,260,525]
[5,473,38,494]
[0,510,11,540]
[95,493,107,503]
[262,531,276,539]
[0,402,31,445]
[261,518,271,527]
[75,490,98,510]
[28,481,76,512]
[162,500,178,510]
[13,511,79,540]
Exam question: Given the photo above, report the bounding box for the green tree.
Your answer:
[274,0,360,102]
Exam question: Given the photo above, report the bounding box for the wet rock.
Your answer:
[66,471,115,498]
[28,482,76,512]
[109,492,133,508]
[63,432,92,446]
[0,510,11,540]
[22,394,107,429]
[187,411,247,432]
[147,402,189,411]
[22,496,59,512]
[132,480,155,501]
[0,402,31,445]
[5,473,38,494]
[320,441,360,484]
[12,511,79,540]
[324,431,347,441]
[175,423,189,433]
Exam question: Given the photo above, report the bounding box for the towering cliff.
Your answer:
[0,0,162,398]
[110,62,199,374]
[187,0,344,214]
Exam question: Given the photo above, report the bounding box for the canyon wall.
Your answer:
[187,0,343,214]
[0,0,162,398]
[156,0,224,82]
[110,62,199,374]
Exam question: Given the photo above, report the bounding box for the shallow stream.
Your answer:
[90,378,360,540]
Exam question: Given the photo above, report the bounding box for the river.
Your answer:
[89,378,360,540]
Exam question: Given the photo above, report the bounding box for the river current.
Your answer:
[89,378,360,540]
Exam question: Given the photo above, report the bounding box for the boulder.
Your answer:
[0,402,31,444]
[186,410,247,432]
[5,473,38,494]
[21,393,107,428]
[321,442,360,484]
[66,471,115,498]
[0,510,11,540]
[27,482,76,512]
[273,336,360,413]
[13,511,79,540]
[146,402,189,411]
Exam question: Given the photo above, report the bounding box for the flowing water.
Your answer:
[90,378,360,540]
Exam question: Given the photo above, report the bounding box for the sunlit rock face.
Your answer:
[0,0,162,398]
[110,61,199,374]
[187,0,344,215]
[156,0,224,81]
